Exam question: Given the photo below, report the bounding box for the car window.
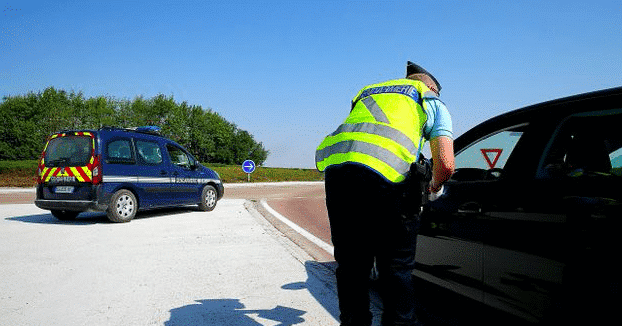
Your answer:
[167,144,192,169]
[541,112,622,177]
[610,148,622,176]
[106,139,134,163]
[45,135,93,167]
[136,140,163,165]
[452,125,527,180]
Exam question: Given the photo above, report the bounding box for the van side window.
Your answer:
[167,144,192,169]
[106,139,135,164]
[136,140,163,165]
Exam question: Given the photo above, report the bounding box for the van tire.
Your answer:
[51,210,79,221]
[107,189,137,223]
[198,185,218,211]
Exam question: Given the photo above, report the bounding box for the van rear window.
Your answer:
[45,136,93,167]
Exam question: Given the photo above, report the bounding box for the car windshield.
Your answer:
[45,135,93,167]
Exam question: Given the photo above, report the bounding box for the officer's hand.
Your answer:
[428,185,444,201]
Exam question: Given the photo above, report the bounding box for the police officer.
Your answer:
[316,62,455,326]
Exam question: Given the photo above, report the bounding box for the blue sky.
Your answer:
[2,0,621,168]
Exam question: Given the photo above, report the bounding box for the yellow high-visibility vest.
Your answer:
[316,79,436,183]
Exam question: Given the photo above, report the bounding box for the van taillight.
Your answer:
[36,152,46,184]
[92,155,102,185]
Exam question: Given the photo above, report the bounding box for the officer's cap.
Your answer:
[406,61,441,93]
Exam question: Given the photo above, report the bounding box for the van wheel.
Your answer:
[107,189,137,223]
[51,210,79,221]
[198,185,218,211]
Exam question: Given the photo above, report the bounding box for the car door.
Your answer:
[133,138,172,208]
[415,124,528,306]
[431,121,569,323]
[481,110,622,322]
[165,143,202,204]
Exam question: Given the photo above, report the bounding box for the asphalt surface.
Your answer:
[0,185,531,326]
[0,189,341,326]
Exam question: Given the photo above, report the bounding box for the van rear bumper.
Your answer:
[35,199,108,212]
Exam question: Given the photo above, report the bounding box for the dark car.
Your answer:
[414,87,621,323]
[35,126,224,222]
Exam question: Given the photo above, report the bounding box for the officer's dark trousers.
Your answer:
[325,164,420,326]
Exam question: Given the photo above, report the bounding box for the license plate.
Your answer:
[55,186,74,194]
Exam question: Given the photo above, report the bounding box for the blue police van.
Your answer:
[34,126,224,222]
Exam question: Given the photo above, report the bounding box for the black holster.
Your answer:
[401,156,433,218]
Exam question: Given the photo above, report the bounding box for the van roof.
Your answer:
[54,126,162,137]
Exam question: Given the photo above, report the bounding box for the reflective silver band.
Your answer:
[328,123,417,155]
[361,96,390,124]
[315,140,411,175]
[102,176,220,184]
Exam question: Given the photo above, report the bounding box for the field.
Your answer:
[0,160,324,188]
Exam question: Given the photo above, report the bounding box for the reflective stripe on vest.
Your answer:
[361,97,390,124]
[315,140,411,178]
[323,122,417,154]
[316,79,431,183]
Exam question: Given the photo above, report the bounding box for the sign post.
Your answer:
[242,160,256,182]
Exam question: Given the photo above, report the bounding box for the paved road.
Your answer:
[0,182,333,259]
[0,188,341,326]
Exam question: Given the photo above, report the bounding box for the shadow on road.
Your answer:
[165,261,340,326]
[5,207,199,225]
[166,299,306,326]
[282,261,340,321]
[5,212,105,224]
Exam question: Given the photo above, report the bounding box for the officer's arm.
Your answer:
[429,135,455,193]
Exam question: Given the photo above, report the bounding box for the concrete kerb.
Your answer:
[0,187,36,193]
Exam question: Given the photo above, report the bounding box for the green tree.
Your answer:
[0,94,42,160]
[187,106,216,162]
[232,130,269,165]
[0,88,270,165]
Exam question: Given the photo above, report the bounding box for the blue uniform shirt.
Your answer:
[423,98,453,140]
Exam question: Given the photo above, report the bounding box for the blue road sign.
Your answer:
[242,160,256,174]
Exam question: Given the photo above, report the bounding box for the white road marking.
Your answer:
[260,199,334,256]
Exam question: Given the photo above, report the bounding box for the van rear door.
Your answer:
[38,131,97,200]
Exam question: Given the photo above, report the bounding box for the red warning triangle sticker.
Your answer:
[480,149,503,169]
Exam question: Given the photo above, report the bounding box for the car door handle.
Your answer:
[458,202,482,214]
[160,170,167,175]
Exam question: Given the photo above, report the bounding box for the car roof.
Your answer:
[455,86,622,151]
